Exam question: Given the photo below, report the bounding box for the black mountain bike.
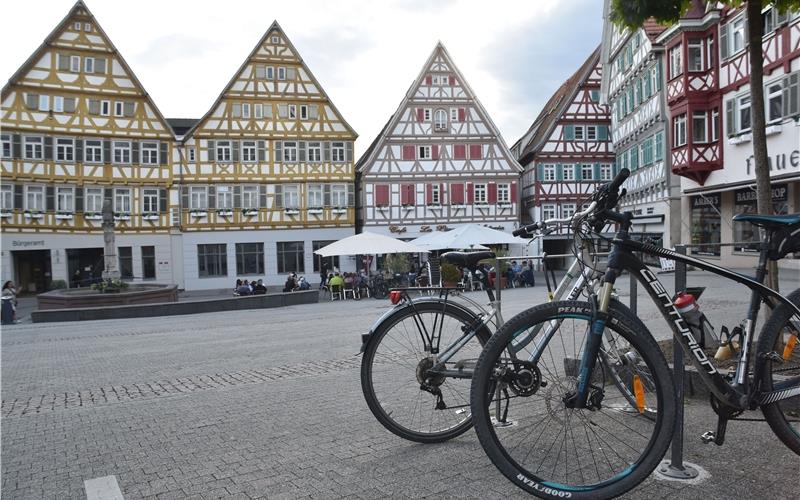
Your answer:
[470,168,800,499]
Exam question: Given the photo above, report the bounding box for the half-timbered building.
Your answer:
[1,1,176,293]
[513,47,616,263]
[600,1,682,248]
[356,43,522,251]
[175,22,358,289]
[662,2,800,268]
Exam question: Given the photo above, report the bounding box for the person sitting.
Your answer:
[253,279,267,295]
[283,274,297,293]
[234,279,242,291]
[298,276,311,290]
[236,280,252,296]
[328,272,344,297]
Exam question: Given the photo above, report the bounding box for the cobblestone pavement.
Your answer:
[2,269,798,499]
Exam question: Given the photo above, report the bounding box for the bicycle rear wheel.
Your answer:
[758,287,800,455]
[361,300,492,443]
[470,300,674,499]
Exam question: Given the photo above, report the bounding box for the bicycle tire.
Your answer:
[361,300,492,443]
[758,287,800,455]
[470,300,675,499]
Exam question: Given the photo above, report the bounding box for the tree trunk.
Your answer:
[746,0,779,290]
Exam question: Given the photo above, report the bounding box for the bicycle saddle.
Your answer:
[441,251,495,270]
[732,213,800,229]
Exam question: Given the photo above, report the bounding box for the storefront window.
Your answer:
[733,184,789,253]
[690,194,721,256]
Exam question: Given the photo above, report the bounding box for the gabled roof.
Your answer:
[355,41,521,173]
[167,118,200,137]
[182,20,357,141]
[2,0,174,136]
[642,19,669,40]
[514,46,601,163]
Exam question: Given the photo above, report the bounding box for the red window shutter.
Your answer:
[450,183,464,204]
[400,184,409,205]
[458,108,465,122]
[449,75,455,86]
[488,182,497,204]
[466,182,474,204]
[426,184,433,204]
[453,144,466,160]
[416,108,424,122]
[510,181,518,202]
[440,183,445,204]
[425,75,432,86]
[402,145,415,160]
[432,145,439,159]
[375,184,389,206]
[469,144,482,159]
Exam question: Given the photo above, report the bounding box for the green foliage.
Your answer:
[49,279,67,290]
[610,0,688,29]
[91,278,130,293]
[491,247,510,273]
[383,253,410,274]
[440,262,461,284]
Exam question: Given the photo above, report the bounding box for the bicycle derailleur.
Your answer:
[417,357,448,410]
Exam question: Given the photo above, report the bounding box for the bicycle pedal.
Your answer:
[761,351,784,364]
[700,431,716,444]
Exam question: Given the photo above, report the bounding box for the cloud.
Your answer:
[135,34,216,67]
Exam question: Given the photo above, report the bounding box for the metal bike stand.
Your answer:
[657,245,699,480]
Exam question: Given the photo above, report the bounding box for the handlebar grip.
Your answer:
[513,222,539,237]
[609,168,630,192]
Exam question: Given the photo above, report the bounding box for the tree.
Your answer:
[611,0,799,289]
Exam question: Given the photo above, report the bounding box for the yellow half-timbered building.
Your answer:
[1,1,177,293]
[175,21,358,290]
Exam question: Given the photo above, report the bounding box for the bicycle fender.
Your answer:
[359,297,482,353]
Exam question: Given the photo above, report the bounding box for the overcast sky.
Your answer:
[1,0,603,153]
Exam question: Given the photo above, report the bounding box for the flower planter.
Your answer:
[284,209,300,215]
[242,210,258,217]
[114,214,131,221]
[332,208,347,214]
[55,213,74,220]
[307,208,323,215]
[84,214,102,221]
[24,212,44,219]
[142,214,160,221]
[216,210,234,217]
[0,212,13,218]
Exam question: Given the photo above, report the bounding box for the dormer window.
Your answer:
[272,36,280,44]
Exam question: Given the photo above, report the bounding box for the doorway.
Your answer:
[12,250,52,294]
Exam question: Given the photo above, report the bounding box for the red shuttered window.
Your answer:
[453,144,466,160]
[400,184,415,206]
[425,75,432,86]
[432,145,439,160]
[510,181,518,202]
[458,108,466,122]
[487,182,497,204]
[402,145,415,160]
[469,144,483,159]
[416,108,424,122]
[375,184,390,206]
[466,183,474,204]
[449,75,456,86]
[450,183,464,204]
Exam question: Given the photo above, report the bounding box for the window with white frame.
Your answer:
[189,186,207,210]
[687,40,704,72]
[114,101,124,117]
[562,203,577,219]
[70,55,80,72]
[1,134,11,158]
[307,184,323,208]
[113,141,131,164]
[38,95,49,112]
[254,103,263,119]
[85,140,102,163]
[430,184,441,204]
[331,184,347,207]
[141,142,158,165]
[600,165,612,181]
[711,108,720,141]
[56,187,74,212]
[278,67,286,80]
[450,108,458,122]
[283,141,297,162]
[300,105,308,120]
[586,126,597,141]
[732,17,745,54]
[284,184,300,209]
[497,183,510,203]
[581,164,593,181]
[24,136,43,160]
[434,109,448,131]
[424,108,432,122]
[53,96,64,112]
[85,57,95,73]
[267,66,274,79]
[542,204,556,220]
[241,141,257,163]
[142,188,159,213]
[242,185,258,209]
[188,148,196,162]
[307,142,321,162]
[216,185,232,209]
[543,164,556,182]
[114,188,131,213]
[1,184,12,210]
[216,140,232,162]
[84,187,103,212]
[674,114,687,146]
[574,125,584,140]
[101,100,110,116]
[692,111,708,143]
[25,185,44,211]
[767,80,783,123]
[417,145,432,160]
[474,183,487,204]
[288,105,296,119]
[331,142,346,163]
[562,165,575,181]
[242,103,250,119]
[56,138,75,162]
[738,94,751,131]
[669,44,683,78]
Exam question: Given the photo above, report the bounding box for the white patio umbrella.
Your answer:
[410,224,529,251]
[313,232,428,257]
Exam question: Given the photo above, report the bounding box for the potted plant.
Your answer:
[489,247,509,289]
[441,262,461,288]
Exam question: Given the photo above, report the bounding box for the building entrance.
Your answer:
[66,248,104,288]
[12,250,52,294]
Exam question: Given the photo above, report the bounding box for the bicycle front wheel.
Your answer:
[361,300,492,443]
[470,300,675,499]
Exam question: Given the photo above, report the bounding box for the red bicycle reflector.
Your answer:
[389,290,402,304]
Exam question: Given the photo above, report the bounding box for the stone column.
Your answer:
[101,199,121,280]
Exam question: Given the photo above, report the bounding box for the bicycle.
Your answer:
[469,168,800,499]
[359,235,628,443]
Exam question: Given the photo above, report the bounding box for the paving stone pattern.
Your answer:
[2,269,798,499]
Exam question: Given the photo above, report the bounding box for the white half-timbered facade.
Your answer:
[0,1,177,293]
[176,22,358,289]
[513,47,616,262]
[356,43,522,244]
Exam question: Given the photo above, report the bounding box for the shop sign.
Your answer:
[734,184,787,204]
[11,240,45,248]
[745,150,800,176]
[691,194,720,209]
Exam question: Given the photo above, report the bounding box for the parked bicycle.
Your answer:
[469,168,800,499]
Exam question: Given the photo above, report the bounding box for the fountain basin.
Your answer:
[36,284,179,310]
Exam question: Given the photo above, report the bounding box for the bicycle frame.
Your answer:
[575,233,800,411]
